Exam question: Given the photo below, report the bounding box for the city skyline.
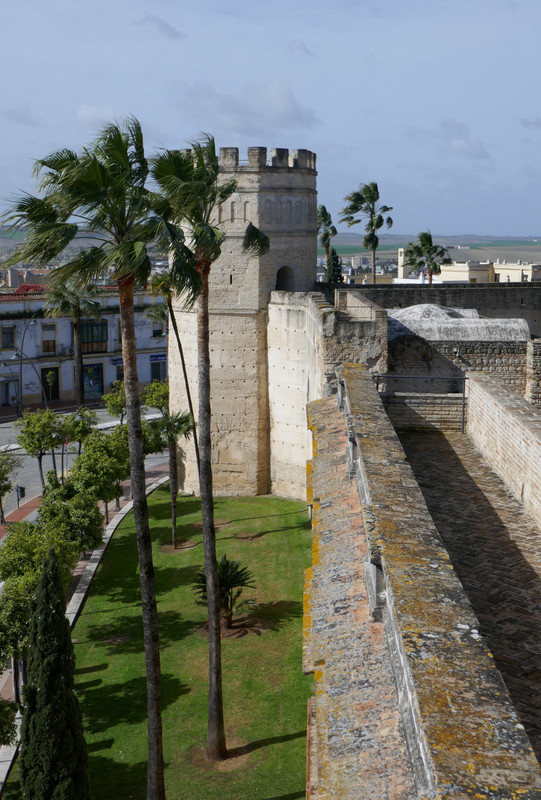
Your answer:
[2,0,541,236]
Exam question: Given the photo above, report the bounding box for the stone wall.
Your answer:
[387,337,528,394]
[526,339,541,407]
[382,392,466,431]
[304,362,541,797]
[341,283,541,337]
[467,373,541,528]
[267,291,388,498]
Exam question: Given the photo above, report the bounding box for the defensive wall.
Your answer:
[171,146,318,496]
[303,362,541,798]
[468,372,541,529]
[337,283,541,338]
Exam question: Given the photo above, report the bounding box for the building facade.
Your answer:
[0,288,167,410]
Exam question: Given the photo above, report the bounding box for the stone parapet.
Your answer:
[304,363,541,798]
[526,338,541,407]
[467,372,541,528]
[381,392,466,431]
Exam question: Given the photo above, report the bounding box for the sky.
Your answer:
[2,0,541,236]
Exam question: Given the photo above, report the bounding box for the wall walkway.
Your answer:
[304,363,541,798]
[400,430,541,761]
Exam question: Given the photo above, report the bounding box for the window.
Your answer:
[42,323,56,354]
[152,322,165,338]
[116,365,124,382]
[81,320,108,354]
[150,360,167,382]
[1,327,15,350]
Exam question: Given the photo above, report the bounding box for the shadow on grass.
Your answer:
[225,520,312,542]
[227,729,306,758]
[82,610,198,654]
[247,600,303,629]
[75,662,109,676]
[80,673,189,735]
[104,564,201,604]
[218,509,308,525]
[260,793,305,800]
[89,754,148,800]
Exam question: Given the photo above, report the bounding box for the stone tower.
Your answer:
[170,146,318,496]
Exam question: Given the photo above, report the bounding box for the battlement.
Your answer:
[218,146,317,172]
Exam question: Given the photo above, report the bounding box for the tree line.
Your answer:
[318,185,450,285]
[3,118,269,799]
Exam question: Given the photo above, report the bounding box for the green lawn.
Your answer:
[6,489,313,800]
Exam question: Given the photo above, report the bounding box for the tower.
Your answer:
[170,146,317,495]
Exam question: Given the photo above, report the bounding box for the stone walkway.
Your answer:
[305,397,415,800]
[399,429,541,762]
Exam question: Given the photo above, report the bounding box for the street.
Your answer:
[0,409,167,517]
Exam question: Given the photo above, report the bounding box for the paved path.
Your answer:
[399,430,541,762]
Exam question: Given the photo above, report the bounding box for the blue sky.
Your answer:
[2,0,541,235]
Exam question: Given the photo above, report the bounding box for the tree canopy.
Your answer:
[340,182,393,285]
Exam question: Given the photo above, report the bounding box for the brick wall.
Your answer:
[526,339,541,408]
[387,336,527,394]
[468,373,541,528]
[382,392,466,431]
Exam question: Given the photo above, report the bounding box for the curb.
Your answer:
[0,474,168,794]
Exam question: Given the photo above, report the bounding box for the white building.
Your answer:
[0,286,167,410]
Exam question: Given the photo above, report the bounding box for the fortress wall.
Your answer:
[468,373,541,528]
[267,294,315,498]
[382,392,466,430]
[169,307,270,496]
[388,338,528,394]
[267,292,389,499]
[343,284,541,337]
[526,339,541,407]
[305,362,541,796]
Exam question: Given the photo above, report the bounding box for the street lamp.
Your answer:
[16,312,39,416]
[61,406,85,482]
[11,348,49,412]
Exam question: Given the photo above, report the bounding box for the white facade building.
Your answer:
[0,288,167,410]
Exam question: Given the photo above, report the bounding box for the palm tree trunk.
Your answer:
[168,299,200,474]
[169,439,178,547]
[197,260,227,761]
[371,249,377,285]
[37,454,45,489]
[73,311,84,407]
[118,275,166,800]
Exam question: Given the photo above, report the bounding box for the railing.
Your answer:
[372,373,469,433]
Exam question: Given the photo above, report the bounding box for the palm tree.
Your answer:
[3,118,200,800]
[403,230,451,284]
[149,271,200,473]
[317,205,337,267]
[340,182,393,285]
[152,136,269,761]
[44,280,101,408]
[193,554,256,629]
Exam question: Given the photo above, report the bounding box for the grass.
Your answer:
[5,488,312,800]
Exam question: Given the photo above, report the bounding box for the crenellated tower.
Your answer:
[169,146,318,495]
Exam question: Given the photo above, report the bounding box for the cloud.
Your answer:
[520,117,541,130]
[76,105,116,128]
[287,39,314,57]
[406,119,493,164]
[179,81,320,136]
[0,108,43,128]
[137,14,185,40]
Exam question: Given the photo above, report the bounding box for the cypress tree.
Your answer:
[20,549,92,800]
[324,247,344,283]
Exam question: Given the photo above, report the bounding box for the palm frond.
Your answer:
[242,222,270,257]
